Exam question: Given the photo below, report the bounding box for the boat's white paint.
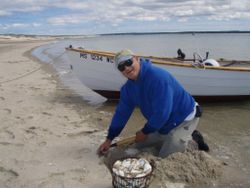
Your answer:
[66,49,250,97]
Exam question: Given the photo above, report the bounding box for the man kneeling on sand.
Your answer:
[98,49,208,158]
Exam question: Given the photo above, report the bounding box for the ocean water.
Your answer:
[33,33,250,187]
[68,33,250,60]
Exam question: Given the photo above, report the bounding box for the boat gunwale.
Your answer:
[65,48,250,72]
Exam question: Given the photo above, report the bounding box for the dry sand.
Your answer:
[0,36,112,188]
[0,36,224,188]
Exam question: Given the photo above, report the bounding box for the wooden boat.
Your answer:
[65,47,250,102]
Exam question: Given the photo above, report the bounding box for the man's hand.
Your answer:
[135,131,148,142]
[97,139,112,155]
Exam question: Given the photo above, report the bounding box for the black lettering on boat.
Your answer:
[91,54,103,61]
[80,53,87,59]
[106,57,114,63]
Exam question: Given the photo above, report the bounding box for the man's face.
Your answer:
[120,57,140,80]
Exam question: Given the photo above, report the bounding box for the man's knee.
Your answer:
[158,135,186,158]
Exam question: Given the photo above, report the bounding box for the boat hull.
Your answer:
[66,48,250,102]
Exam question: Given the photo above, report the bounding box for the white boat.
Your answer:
[65,47,250,102]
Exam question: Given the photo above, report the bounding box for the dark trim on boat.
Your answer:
[94,90,120,100]
[94,90,250,103]
[194,95,250,103]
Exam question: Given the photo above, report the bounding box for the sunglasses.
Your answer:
[117,59,133,72]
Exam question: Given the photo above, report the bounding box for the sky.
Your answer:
[0,0,250,35]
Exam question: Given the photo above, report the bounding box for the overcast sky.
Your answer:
[0,0,250,35]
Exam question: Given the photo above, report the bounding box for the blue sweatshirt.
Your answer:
[107,58,195,140]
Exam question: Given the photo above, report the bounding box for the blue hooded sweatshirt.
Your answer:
[107,58,195,140]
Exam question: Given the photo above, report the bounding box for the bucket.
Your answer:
[111,157,154,188]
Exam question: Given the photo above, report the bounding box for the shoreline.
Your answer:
[1,30,250,38]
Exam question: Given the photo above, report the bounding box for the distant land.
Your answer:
[100,30,250,36]
[1,30,250,37]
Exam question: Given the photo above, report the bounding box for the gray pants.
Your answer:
[135,117,199,158]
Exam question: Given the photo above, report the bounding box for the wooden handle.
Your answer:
[110,136,136,147]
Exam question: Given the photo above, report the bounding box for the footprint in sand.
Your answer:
[3,108,11,114]
[63,115,70,121]
[38,168,88,188]
[0,96,5,100]
[0,166,19,183]
[7,61,19,64]
[29,86,41,91]
[73,148,92,160]
[15,116,25,124]
[25,126,54,138]
[69,168,89,183]
[0,129,15,143]
[4,130,15,139]
[25,127,38,136]
[27,115,33,119]
[38,141,47,146]
[42,111,52,116]
[41,128,53,135]
[38,178,64,188]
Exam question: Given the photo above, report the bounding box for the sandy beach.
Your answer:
[1,36,249,188]
[0,36,114,188]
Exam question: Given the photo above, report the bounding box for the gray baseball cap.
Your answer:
[114,49,134,67]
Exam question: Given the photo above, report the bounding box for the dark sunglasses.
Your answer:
[117,59,133,72]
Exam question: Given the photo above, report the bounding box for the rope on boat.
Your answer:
[0,51,66,84]
[222,62,237,67]
[0,66,42,84]
[191,62,206,70]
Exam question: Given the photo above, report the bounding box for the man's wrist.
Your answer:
[105,139,112,143]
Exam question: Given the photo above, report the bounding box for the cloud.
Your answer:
[47,15,83,25]
[0,0,89,13]
[32,23,42,27]
[208,12,250,21]
[2,23,29,30]
[0,1,43,13]
[1,22,41,29]
[1,0,250,22]
[0,10,11,16]
[54,1,89,10]
[1,0,250,34]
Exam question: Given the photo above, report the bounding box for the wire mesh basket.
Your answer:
[111,157,155,188]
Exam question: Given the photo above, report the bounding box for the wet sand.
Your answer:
[1,36,250,188]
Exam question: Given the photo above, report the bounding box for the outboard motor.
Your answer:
[177,49,186,60]
[202,59,220,67]
[205,52,209,59]
[193,52,220,67]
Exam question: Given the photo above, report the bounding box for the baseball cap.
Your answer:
[114,49,134,67]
